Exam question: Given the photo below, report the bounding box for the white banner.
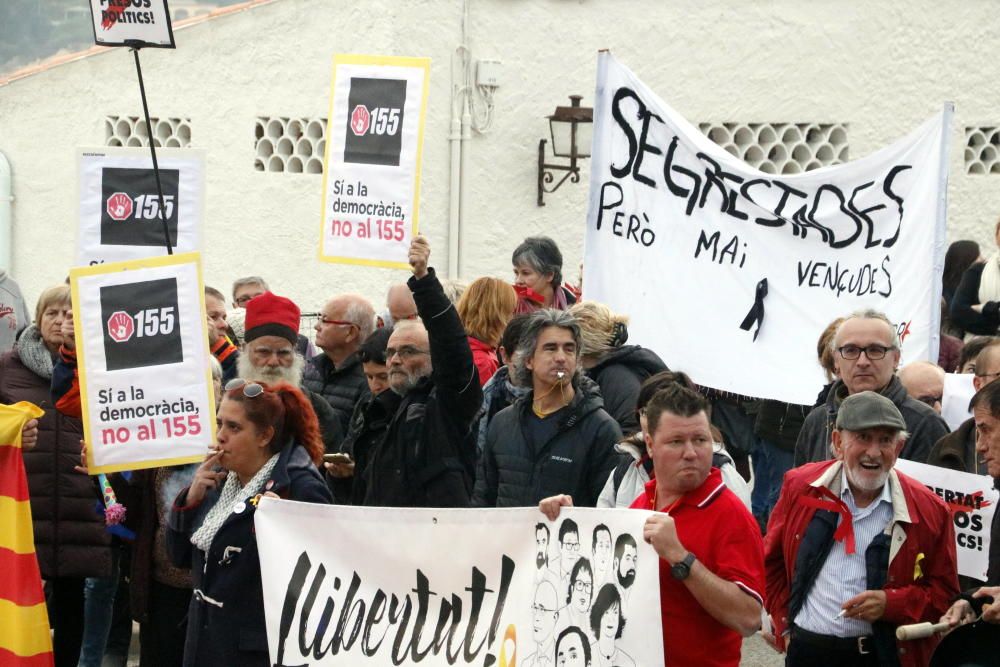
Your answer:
[88,0,175,48]
[256,502,664,666]
[319,54,430,269]
[71,253,215,474]
[895,459,998,581]
[584,53,950,404]
[77,147,205,266]
[942,372,976,432]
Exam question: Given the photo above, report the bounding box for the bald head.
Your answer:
[973,342,1000,392]
[899,361,945,413]
[386,319,431,395]
[314,293,375,362]
[386,284,417,324]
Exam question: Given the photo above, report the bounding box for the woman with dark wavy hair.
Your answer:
[167,380,331,666]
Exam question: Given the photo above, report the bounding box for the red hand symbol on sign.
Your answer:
[107,311,134,343]
[350,105,370,136]
[106,193,133,221]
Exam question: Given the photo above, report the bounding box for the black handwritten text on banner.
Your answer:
[256,502,665,666]
[584,53,950,404]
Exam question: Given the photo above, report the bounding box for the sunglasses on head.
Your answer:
[224,378,264,398]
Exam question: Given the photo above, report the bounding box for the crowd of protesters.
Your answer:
[4,225,1000,666]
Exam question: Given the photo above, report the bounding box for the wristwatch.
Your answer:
[670,552,697,580]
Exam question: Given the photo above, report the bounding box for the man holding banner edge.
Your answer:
[540,384,764,666]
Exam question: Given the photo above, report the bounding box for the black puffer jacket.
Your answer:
[0,328,111,578]
[329,388,400,504]
[362,268,482,507]
[302,352,368,438]
[303,386,344,453]
[472,378,623,508]
[585,345,667,435]
[794,376,949,466]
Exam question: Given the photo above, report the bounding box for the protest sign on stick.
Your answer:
[88,0,179,265]
[256,502,665,666]
[584,52,951,404]
[88,0,176,49]
[78,147,205,266]
[896,459,998,581]
[71,252,214,474]
[319,54,430,269]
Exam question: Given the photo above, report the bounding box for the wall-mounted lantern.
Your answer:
[537,95,593,206]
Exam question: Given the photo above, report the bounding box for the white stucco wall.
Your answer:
[1,0,998,315]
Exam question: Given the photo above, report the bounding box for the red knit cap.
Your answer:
[244,291,300,344]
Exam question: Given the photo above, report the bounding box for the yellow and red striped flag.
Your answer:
[0,401,53,667]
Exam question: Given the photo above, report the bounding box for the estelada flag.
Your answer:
[0,401,53,667]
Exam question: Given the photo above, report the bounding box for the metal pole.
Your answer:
[131,47,173,255]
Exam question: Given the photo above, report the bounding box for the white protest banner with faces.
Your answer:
[256,502,664,666]
[71,252,214,474]
[77,147,205,266]
[896,459,998,581]
[88,0,175,48]
[319,54,430,269]
[585,52,950,404]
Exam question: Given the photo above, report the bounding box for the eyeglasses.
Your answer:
[385,345,429,360]
[224,378,264,398]
[234,294,264,306]
[560,542,580,552]
[572,580,593,593]
[837,344,895,360]
[915,394,943,407]
[319,318,357,328]
[531,603,558,615]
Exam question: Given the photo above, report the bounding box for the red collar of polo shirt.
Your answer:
[641,467,726,512]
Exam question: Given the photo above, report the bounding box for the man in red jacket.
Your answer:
[764,391,958,666]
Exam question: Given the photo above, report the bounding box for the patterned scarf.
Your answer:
[190,453,279,552]
[15,325,54,380]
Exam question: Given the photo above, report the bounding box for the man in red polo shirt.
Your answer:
[540,384,764,665]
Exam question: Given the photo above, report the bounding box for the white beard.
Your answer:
[845,462,890,493]
[237,352,305,387]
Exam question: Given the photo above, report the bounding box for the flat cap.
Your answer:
[836,391,906,432]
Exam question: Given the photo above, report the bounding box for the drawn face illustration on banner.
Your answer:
[100,167,180,247]
[590,583,635,667]
[614,533,638,591]
[592,524,613,584]
[558,519,581,578]
[568,558,594,615]
[536,523,551,570]
[100,277,183,371]
[344,77,406,166]
[555,626,591,667]
[529,581,560,657]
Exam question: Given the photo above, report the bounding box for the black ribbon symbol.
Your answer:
[739,278,768,342]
